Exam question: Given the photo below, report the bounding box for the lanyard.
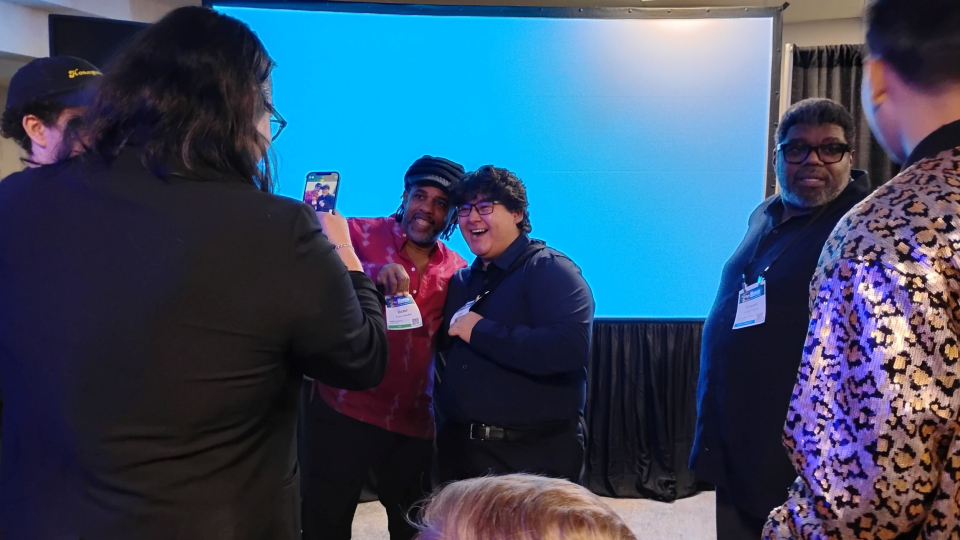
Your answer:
[435,241,545,380]
[470,242,546,314]
[742,202,830,287]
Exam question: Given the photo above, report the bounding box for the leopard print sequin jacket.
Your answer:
[765,146,960,540]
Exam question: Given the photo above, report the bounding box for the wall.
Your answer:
[783,17,864,47]
[0,85,24,179]
[0,0,200,68]
[0,0,201,178]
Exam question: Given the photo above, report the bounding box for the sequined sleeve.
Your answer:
[763,255,960,540]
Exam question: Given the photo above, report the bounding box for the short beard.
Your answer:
[780,182,844,209]
[407,228,440,246]
[402,213,444,247]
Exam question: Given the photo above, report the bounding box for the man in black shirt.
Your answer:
[690,98,872,540]
[0,56,101,462]
[435,165,595,483]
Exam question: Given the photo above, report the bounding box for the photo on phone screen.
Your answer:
[303,172,340,213]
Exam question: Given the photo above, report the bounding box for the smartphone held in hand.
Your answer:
[303,172,341,213]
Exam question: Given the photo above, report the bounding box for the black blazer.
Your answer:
[0,150,387,540]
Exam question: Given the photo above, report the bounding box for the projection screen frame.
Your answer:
[208,0,784,200]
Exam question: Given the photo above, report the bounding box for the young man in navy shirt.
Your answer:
[435,165,595,483]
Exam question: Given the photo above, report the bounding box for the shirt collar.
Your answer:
[765,198,813,222]
[389,215,407,252]
[471,233,531,271]
[903,119,960,170]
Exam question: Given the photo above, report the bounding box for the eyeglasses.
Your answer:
[266,102,287,142]
[458,201,501,218]
[777,142,851,164]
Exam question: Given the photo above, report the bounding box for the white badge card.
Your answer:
[733,279,767,330]
[450,298,477,326]
[385,295,423,331]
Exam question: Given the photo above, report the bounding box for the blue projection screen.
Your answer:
[217,4,776,318]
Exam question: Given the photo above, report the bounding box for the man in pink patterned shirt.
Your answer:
[300,156,467,540]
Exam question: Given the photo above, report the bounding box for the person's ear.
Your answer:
[864,57,888,110]
[512,210,523,226]
[22,115,47,149]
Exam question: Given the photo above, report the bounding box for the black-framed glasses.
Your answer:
[777,142,851,164]
[458,200,501,218]
[266,102,287,142]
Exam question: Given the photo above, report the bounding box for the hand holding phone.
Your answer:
[316,210,351,247]
[316,210,362,272]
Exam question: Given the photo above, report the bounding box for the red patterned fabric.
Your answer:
[313,216,466,439]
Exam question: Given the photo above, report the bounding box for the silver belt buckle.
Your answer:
[469,424,492,440]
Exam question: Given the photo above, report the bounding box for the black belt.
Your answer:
[456,418,579,442]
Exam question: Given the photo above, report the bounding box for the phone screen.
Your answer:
[303,172,341,213]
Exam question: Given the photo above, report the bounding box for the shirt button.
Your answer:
[412,290,418,294]
[411,267,416,272]
[462,365,467,370]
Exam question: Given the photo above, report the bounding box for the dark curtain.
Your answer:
[791,45,900,190]
[584,320,707,501]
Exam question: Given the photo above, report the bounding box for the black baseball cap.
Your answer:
[4,56,102,112]
[404,155,465,193]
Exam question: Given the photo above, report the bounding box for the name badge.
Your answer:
[733,279,767,329]
[385,295,423,331]
[450,298,478,326]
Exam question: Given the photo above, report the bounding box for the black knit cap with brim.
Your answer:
[404,155,465,193]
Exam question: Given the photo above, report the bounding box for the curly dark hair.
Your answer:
[64,6,276,192]
[0,100,66,153]
[776,98,856,145]
[866,0,960,90]
[453,165,532,233]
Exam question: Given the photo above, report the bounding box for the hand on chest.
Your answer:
[463,272,529,322]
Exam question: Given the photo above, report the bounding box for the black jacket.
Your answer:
[690,171,871,517]
[0,150,387,540]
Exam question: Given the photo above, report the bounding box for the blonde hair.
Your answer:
[415,474,638,540]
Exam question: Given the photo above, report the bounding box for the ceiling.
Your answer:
[323,0,864,23]
[633,0,864,23]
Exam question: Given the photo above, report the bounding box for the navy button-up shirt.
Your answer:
[435,233,595,429]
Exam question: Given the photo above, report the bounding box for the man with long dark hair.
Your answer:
[302,156,467,540]
[765,0,960,537]
[0,7,387,539]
